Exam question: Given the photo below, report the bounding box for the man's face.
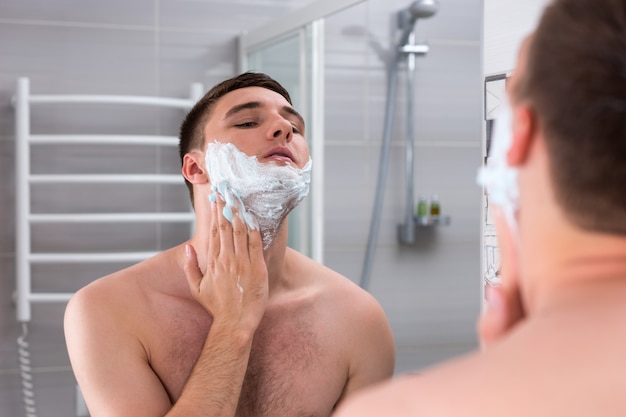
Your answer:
[203,86,310,169]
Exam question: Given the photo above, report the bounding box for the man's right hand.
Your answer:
[478,281,525,348]
[184,192,268,334]
[477,207,526,349]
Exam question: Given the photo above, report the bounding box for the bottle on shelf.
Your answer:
[429,194,440,223]
[417,195,429,225]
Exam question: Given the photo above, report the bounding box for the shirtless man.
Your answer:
[335,0,626,415]
[64,72,395,417]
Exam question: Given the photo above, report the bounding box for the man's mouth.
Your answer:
[263,147,295,164]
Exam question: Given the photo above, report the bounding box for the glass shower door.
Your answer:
[241,23,324,262]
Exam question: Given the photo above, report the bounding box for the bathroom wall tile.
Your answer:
[0,24,158,96]
[30,145,156,176]
[0,0,156,26]
[29,223,171,253]
[0,254,21,417]
[30,183,167,214]
[0,140,15,254]
[369,244,480,346]
[326,144,481,249]
[362,44,482,148]
[411,44,483,145]
[28,370,77,417]
[325,67,369,144]
[395,344,475,374]
[0,256,18,354]
[0,294,75,415]
[324,145,379,247]
[31,262,137,294]
[158,0,316,33]
[158,143,187,175]
[324,0,368,40]
[0,371,22,417]
[323,244,480,347]
[157,29,237,104]
[323,244,365,285]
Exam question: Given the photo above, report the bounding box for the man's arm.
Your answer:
[65,198,268,417]
[336,290,396,406]
[65,283,174,417]
[477,208,526,349]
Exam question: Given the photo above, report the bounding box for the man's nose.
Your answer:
[269,117,292,143]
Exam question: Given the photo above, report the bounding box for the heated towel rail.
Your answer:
[14,77,203,322]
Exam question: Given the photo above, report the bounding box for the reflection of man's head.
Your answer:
[509,0,626,236]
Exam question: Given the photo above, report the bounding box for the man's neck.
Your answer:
[187,219,291,295]
[520,222,626,317]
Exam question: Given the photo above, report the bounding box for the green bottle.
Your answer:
[417,195,428,224]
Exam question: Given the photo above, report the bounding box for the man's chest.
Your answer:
[149,307,347,416]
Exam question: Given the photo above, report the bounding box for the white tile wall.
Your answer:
[0,0,483,414]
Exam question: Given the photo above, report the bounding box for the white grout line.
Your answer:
[0,18,228,34]
[325,140,481,148]
[0,365,73,375]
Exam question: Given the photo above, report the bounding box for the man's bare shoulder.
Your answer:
[334,349,492,417]
[66,246,184,326]
[284,249,395,394]
[284,248,384,312]
[338,299,626,417]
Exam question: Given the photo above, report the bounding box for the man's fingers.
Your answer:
[231,209,249,259]
[216,194,235,256]
[478,285,506,348]
[247,227,264,264]
[478,283,525,349]
[208,193,220,260]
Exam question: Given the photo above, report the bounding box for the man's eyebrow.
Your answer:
[223,101,262,119]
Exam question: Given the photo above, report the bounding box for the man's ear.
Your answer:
[507,105,535,167]
[182,150,209,184]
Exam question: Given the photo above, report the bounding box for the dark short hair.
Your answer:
[514,0,626,234]
[178,72,292,204]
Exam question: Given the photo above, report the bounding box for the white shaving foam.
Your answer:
[476,100,520,232]
[205,141,312,249]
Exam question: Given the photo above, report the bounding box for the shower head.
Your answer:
[397,0,439,46]
[408,0,439,19]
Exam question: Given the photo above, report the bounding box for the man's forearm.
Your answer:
[167,324,255,417]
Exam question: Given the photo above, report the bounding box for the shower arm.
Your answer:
[404,32,417,244]
[400,33,429,245]
[360,0,439,289]
[360,28,430,288]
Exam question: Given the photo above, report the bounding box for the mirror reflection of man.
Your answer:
[65,72,395,417]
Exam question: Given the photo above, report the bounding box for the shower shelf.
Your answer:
[397,215,451,245]
[412,215,451,227]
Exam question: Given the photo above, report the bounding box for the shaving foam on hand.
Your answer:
[476,100,520,231]
[205,141,312,249]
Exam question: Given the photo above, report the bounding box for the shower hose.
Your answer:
[17,322,37,417]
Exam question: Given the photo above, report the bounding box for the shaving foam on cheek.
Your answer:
[205,141,312,249]
[476,100,520,232]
